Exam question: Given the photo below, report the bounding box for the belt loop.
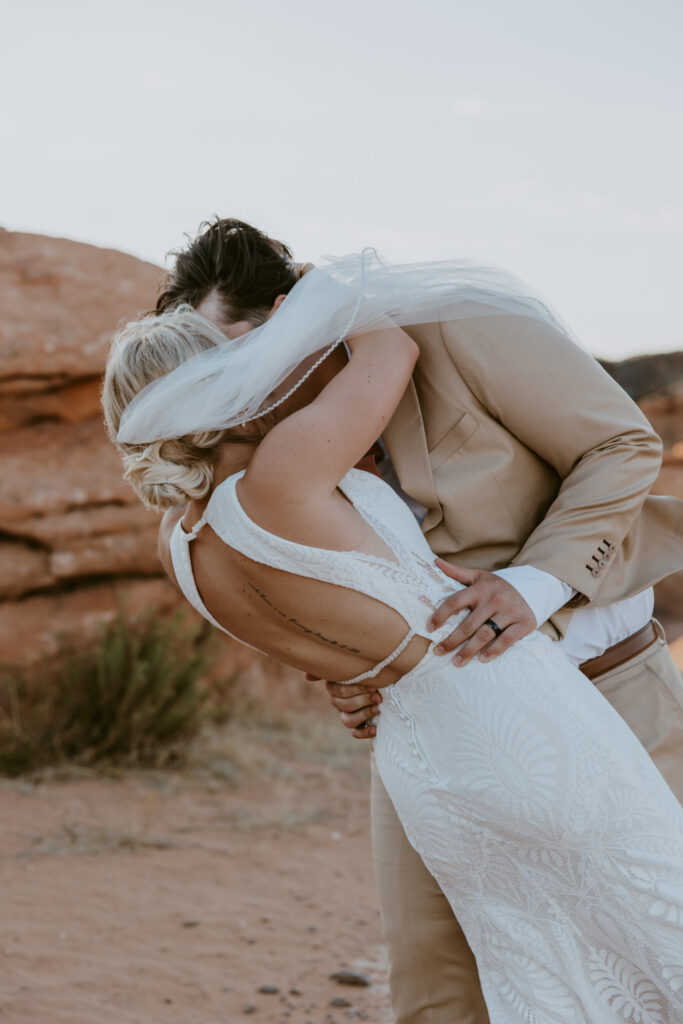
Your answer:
[652,618,667,643]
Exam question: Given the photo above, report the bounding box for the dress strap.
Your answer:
[169,517,256,648]
[339,627,418,685]
[180,515,207,542]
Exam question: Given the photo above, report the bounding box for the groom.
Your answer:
[156,218,683,1024]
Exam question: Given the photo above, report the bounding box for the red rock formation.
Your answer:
[639,389,683,640]
[0,229,176,663]
[599,358,683,640]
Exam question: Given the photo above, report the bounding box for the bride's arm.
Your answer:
[246,320,419,495]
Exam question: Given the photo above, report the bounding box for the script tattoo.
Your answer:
[247,583,361,654]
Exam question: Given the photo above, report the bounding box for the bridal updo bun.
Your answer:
[119,434,221,512]
[102,305,232,512]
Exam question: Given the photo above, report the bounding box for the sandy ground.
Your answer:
[0,716,392,1024]
[3,641,683,1024]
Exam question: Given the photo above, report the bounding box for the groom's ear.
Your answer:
[267,294,288,318]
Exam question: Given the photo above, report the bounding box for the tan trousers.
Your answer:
[370,635,683,1024]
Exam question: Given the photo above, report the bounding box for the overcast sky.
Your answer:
[2,0,681,357]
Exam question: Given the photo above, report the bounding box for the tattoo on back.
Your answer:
[247,583,361,654]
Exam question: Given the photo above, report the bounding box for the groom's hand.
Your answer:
[427,559,536,666]
[308,674,382,740]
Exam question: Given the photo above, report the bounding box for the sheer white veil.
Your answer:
[116,248,577,444]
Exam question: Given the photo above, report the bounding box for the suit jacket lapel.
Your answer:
[383,380,443,531]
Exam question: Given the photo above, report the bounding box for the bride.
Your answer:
[103,253,683,1023]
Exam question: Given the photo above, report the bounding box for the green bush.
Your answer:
[0,605,217,776]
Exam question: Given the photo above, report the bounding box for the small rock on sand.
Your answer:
[329,970,370,987]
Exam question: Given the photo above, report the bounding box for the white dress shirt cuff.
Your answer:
[493,565,575,628]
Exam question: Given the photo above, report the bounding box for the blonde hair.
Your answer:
[103,304,241,511]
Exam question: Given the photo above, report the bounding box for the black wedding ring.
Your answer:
[484,618,503,637]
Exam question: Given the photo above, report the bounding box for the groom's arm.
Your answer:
[425,313,662,663]
[438,313,662,596]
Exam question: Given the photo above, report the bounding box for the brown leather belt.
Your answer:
[579,619,663,681]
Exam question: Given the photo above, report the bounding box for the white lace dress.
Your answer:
[171,468,683,1023]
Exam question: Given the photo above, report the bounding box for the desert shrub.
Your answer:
[0,605,218,776]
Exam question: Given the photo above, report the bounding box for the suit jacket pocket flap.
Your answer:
[429,413,478,470]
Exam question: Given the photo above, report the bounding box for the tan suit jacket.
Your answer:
[383,314,683,640]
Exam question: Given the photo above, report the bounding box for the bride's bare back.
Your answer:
[158,322,430,686]
[159,471,431,686]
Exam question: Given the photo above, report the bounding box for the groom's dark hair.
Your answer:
[156,217,298,325]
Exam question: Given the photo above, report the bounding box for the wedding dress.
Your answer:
[171,467,683,1023]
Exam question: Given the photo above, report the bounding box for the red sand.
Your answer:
[0,724,392,1024]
